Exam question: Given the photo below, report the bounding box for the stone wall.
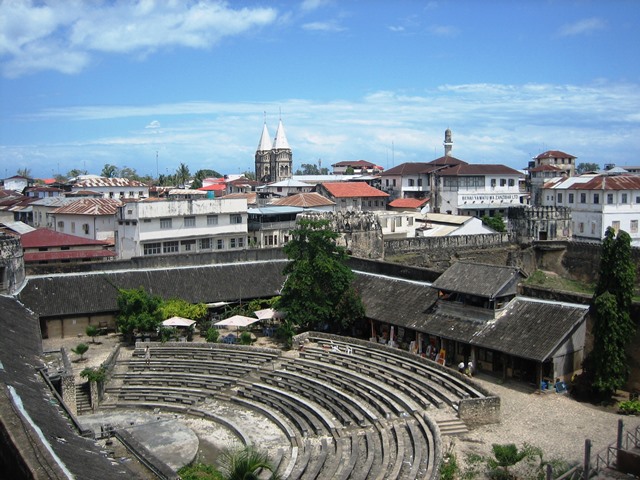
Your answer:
[458,396,501,427]
[508,206,572,243]
[59,347,77,416]
[0,235,25,295]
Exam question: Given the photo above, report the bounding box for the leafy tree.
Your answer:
[576,162,599,174]
[80,366,106,383]
[589,227,636,395]
[239,331,253,345]
[101,164,118,178]
[17,168,31,178]
[116,287,163,338]
[205,328,220,343]
[71,343,89,361]
[119,166,140,180]
[276,217,365,334]
[481,213,506,232]
[191,168,223,189]
[86,325,99,343]
[295,163,321,175]
[487,443,542,480]
[345,166,355,174]
[160,298,207,321]
[217,445,280,480]
[176,162,191,187]
[67,169,87,178]
[54,173,68,183]
[242,170,256,180]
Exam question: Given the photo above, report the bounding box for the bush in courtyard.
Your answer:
[239,331,253,345]
[80,366,106,383]
[618,399,640,415]
[206,328,220,343]
[85,325,99,343]
[71,343,89,361]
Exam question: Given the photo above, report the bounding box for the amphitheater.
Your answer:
[80,332,498,479]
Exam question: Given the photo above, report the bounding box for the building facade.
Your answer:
[115,198,249,259]
[541,173,640,245]
[70,176,149,199]
[49,198,121,242]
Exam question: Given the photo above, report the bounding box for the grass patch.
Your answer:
[524,270,595,295]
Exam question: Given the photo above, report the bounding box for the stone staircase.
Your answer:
[76,382,92,415]
[436,418,469,436]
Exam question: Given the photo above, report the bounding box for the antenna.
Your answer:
[156,150,159,179]
[392,141,395,166]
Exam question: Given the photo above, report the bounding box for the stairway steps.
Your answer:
[436,418,469,436]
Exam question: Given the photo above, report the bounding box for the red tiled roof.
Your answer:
[438,164,522,176]
[426,156,469,167]
[321,182,389,198]
[20,228,111,248]
[270,192,336,207]
[388,198,429,209]
[24,249,115,262]
[535,150,576,160]
[50,198,121,215]
[567,175,640,191]
[198,184,227,191]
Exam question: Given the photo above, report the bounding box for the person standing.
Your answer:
[144,345,151,365]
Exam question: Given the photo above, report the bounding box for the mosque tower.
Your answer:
[255,122,272,183]
[444,128,453,157]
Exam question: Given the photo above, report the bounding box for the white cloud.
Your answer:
[0,1,278,77]
[5,81,640,177]
[302,20,345,32]
[558,17,606,37]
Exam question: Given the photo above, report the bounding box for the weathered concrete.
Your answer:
[458,396,501,427]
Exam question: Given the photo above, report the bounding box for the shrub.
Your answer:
[71,343,89,361]
[618,400,640,415]
[85,325,99,343]
[80,366,106,383]
[239,331,253,345]
[205,328,220,343]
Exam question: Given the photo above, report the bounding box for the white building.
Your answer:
[115,198,249,259]
[49,198,121,242]
[31,197,79,228]
[437,164,526,218]
[71,176,149,199]
[258,179,314,198]
[541,173,640,245]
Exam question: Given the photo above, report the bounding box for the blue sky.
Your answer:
[1,0,639,180]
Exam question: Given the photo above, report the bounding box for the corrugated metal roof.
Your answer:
[535,150,576,160]
[73,177,147,188]
[24,249,115,262]
[438,164,522,176]
[270,192,335,208]
[50,198,122,215]
[431,261,524,298]
[321,182,389,198]
[248,206,304,215]
[388,198,429,208]
[21,228,111,248]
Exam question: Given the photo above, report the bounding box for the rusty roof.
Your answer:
[50,198,122,215]
[535,150,576,159]
[438,164,522,176]
[566,174,640,191]
[24,249,115,262]
[21,228,112,248]
[388,198,429,209]
[72,177,147,188]
[270,192,336,207]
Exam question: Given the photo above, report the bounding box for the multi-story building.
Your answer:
[115,197,249,259]
[532,150,576,177]
[331,160,382,175]
[541,172,640,245]
[49,198,121,242]
[70,176,149,199]
[258,179,314,198]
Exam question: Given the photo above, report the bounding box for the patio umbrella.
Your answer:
[253,308,285,321]
[162,317,196,327]
[214,315,259,328]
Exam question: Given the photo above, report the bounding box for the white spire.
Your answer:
[257,122,272,152]
[273,119,290,150]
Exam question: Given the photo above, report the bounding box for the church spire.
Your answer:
[273,119,290,150]
[257,121,272,152]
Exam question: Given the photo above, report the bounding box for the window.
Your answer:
[557,193,563,203]
[163,241,179,253]
[238,237,245,248]
[120,191,125,198]
[230,238,236,248]
[591,222,596,235]
[593,193,599,204]
[207,215,218,225]
[143,242,161,255]
[184,216,196,227]
[230,214,242,224]
[385,179,389,187]
[368,200,372,207]
[417,179,423,187]
[580,193,586,204]
[82,224,89,234]
[500,179,506,187]
[217,239,224,250]
[143,219,151,223]
[408,179,415,187]
[57,221,64,230]
[631,220,638,234]
[612,221,620,233]
[636,196,640,204]
[71,222,76,234]
[607,193,614,204]
[578,222,584,233]
[490,179,496,188]
[109,192,114,198]
[139,191,144,197]
[392,179,396,187]
[508,179,515,187]
[568,193,574,204]
[181,240,195,251]
[160,218,172,229]
[277,187,283,192]
[199,238,212,250]
[622,193,628,203]
[129,191,134,197]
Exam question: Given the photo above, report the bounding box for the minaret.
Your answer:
[444,128,453,157]
[255,122,272,183]
[271,119,292,182]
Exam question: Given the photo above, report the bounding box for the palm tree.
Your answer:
[217,445,280,480]
[176,163,191,187]
[17,168,31,178]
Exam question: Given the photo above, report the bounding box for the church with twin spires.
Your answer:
[255,119,293,184]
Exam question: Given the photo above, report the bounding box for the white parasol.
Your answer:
[162,317,196,327]
[214,315,260,328]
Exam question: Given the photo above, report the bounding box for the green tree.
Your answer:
[277,217,365,334]
[345,166,355,174]
[487,443,542,480]
[589,227,636,395]
[576,162,599,174]
[86,325,99,343]
[176,162,191,187]
[481,213,506,232]
[241,170,256,181]
[71,343,89,361]
[295,163,321,175]
[67,169,87,178]
[217,445,280,480]
[17,168,31,178]
[119,166,140,180]
[160,299,207,321]
[80,366,106,383]
[101,164,118,178]
[116,287,163,338]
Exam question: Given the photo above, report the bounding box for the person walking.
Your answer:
[144,345,151,366]
[458,361,465,373]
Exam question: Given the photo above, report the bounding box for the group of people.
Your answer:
[458,361,474,377]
